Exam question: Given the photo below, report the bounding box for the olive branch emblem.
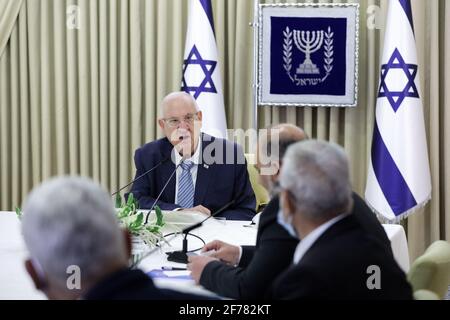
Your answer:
[322,26,334,82]
[283,27,294,82]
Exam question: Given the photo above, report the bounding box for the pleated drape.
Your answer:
[0,0,448,261]
[0,0,23,56]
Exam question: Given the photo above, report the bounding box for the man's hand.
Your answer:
[181,205,211,216]
[187,256,217,284]
[201,240,240,266]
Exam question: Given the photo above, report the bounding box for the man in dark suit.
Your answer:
[21,176,207,300]
[128,92,255,220]
[187,124,395,299]
[269,140,413,299]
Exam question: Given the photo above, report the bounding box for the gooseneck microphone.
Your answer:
[144,161,182,225]
[111,155,171,197]
[166,199,236,264]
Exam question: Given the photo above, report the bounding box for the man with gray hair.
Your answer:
[128,91,255,220]
[269,140,412,299]
[21,176,204,300]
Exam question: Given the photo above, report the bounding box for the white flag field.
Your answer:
[181,0,228,139]
[365,0,431,222]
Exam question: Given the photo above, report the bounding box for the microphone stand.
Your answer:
[111,155,171,197]
[166,199,235,264]
[144,162,181,225]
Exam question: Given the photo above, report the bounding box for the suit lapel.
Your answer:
[258,197,279,229]
[256,197,279,245]
[194,134,214,205]
[159,139,176,203]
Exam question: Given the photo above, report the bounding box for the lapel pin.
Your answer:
[203,164,209,169]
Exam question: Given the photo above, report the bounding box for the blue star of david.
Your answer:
[378,48,419,112]
[181,45,217,99]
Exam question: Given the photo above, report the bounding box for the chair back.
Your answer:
[244,154,269,212]
[407,240,450,299]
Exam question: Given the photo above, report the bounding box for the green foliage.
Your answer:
[117,193,139,220]
[115,193,122,209]
[15,207,23,220]
[155,205,165,227]
[14,192,169,250]
[116,193,169,248]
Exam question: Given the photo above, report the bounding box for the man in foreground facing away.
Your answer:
[269,140,412,299]
[21,176,206,300]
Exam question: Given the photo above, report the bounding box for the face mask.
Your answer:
[277,200,298,239]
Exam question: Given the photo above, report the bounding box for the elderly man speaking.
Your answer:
[128,92,255,220]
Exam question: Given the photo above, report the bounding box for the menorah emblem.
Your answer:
[293,30,324,74]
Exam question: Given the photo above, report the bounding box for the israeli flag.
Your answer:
[365,0,431,222]
[181,0,227,139]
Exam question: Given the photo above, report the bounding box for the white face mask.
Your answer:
[277,196,298,239]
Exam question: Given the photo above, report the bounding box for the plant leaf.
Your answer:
[15,207,22,220]
[133,212,144,228]
[146,225,160,233]
[155,205,164,227]
[127,193,135,206]
[118,207,131,218]
[115,194,122,208]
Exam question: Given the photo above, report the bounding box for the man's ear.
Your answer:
[158,119,165,130]
[197,110,203,121]
[281,190,295,218]
[123,229,132,261]
[25,259,46,291]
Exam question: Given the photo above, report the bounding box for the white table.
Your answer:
[0,211,409,299]
[0,212,46,300]
[0,211,257,299]
[137,218,257,297]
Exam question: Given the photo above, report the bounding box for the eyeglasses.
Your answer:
[163,113,199,128]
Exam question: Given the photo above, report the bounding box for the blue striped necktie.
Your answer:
[177,160,195,208]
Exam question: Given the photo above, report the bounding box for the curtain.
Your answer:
[0,0,23,57]
[0,0,448,261]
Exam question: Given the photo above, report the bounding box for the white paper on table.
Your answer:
[162,270,192,277]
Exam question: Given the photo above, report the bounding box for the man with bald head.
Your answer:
[128,92,256,220]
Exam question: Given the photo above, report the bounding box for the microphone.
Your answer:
[111,154,171,197]
[144,161,182,225]
[166,199,236,264]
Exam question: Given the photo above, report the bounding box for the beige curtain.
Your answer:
[0,0,448,261]
[0,0,23,57]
